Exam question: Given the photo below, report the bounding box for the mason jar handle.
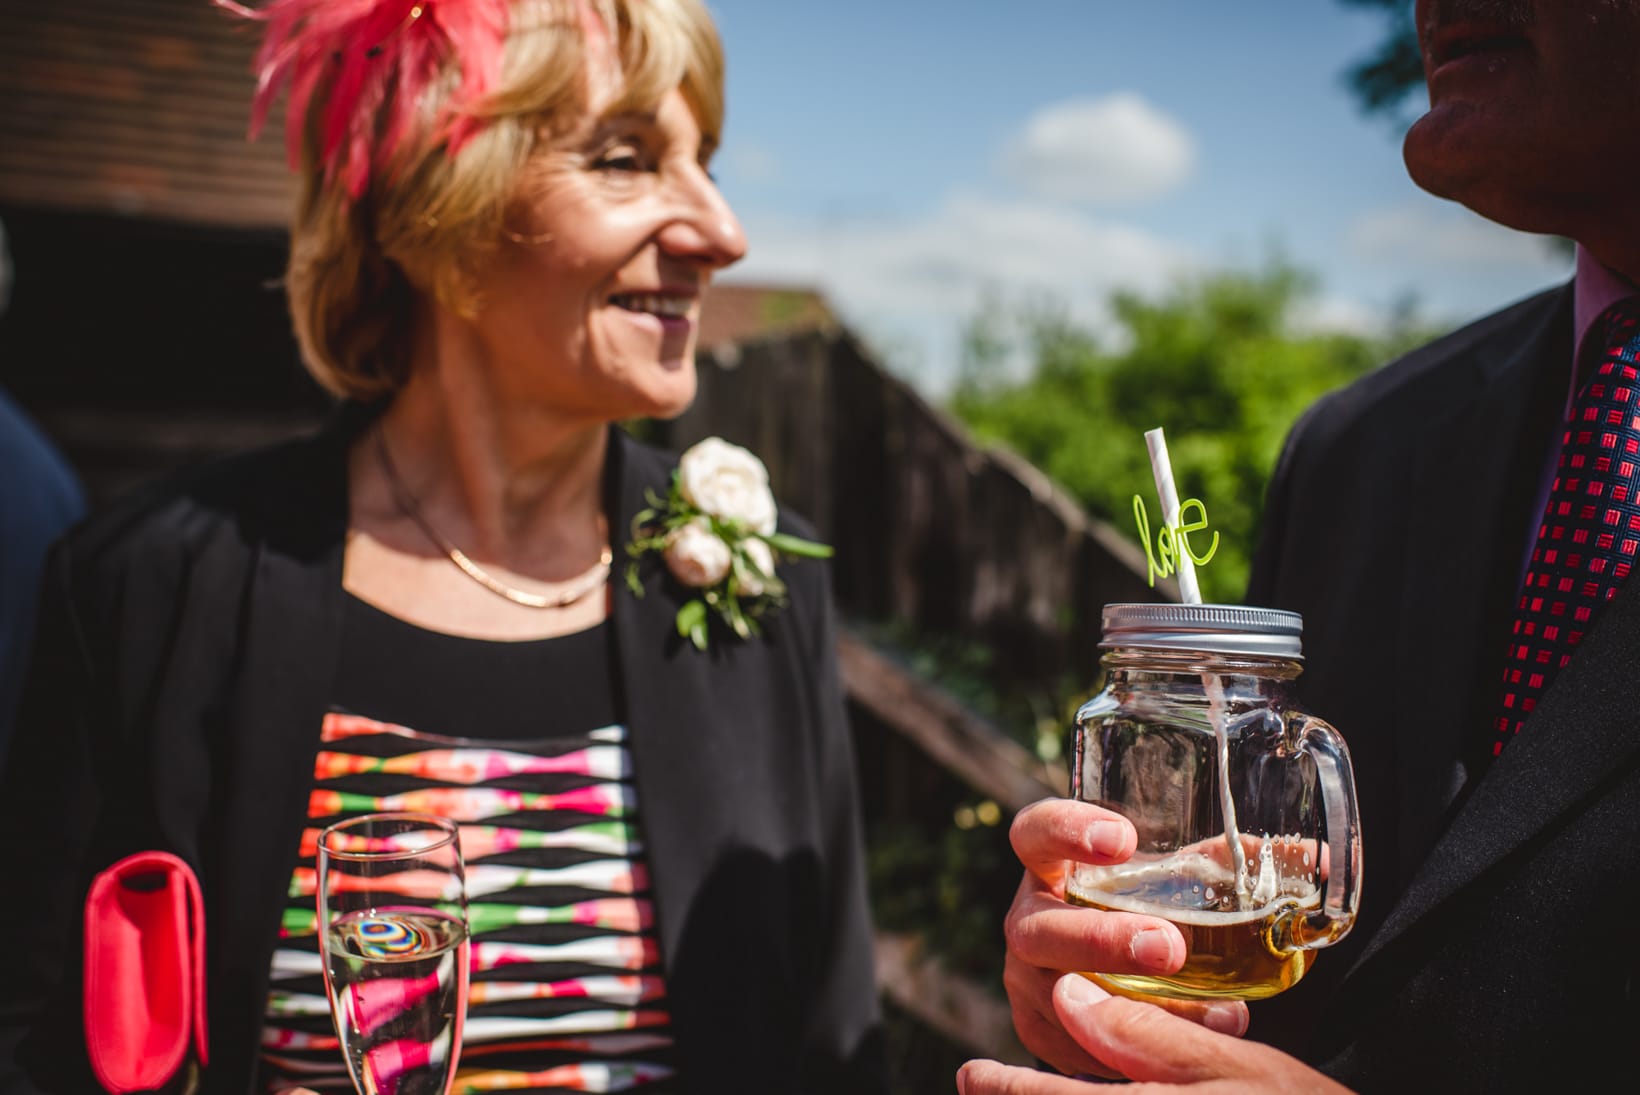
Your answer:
[1288,713,1363,950]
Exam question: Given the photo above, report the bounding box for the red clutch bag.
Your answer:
[83,851,209,1093]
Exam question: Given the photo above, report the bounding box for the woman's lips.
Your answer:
[609,292,696,334]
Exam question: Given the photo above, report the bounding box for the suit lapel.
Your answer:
[1384,287,1573,887]
[605,431,739,1045]
[1348,288,1611,975]
[205,412,356,1093]
[606,429,820,1074]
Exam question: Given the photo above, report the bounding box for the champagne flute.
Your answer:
[316,812,470,1095]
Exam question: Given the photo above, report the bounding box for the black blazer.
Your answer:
[1247,283,1640,1091]
[0,408,884,1095]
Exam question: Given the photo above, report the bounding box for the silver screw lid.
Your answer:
[1099,602,1303,660]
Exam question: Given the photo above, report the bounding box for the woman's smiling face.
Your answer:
[468,85,747,423]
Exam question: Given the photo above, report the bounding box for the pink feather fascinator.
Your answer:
[215,0,512,199]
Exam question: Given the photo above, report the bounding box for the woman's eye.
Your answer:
[594,147,647,172]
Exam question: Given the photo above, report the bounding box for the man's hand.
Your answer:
[1003,799,1248,1078]
[962,975,1350,1093]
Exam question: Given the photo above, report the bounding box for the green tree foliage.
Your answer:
[949,264,1438,603]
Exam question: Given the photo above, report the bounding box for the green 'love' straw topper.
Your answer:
[1132,427,1219,597]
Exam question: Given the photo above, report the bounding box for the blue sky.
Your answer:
[703,0,1571,394]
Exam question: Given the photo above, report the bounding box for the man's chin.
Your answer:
[1404,103,1528,207]
[1403,142,1572,240]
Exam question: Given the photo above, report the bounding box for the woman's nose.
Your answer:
[659,168,748,269]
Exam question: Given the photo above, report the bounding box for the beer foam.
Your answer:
[1073,886,1318,927]
[1069,854,1320,927]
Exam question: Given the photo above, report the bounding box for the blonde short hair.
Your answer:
[284,0,726,400]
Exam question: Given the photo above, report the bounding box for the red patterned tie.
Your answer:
[1495,298,1640,756]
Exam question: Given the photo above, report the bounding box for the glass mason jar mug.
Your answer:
[1067,603,1363,1001]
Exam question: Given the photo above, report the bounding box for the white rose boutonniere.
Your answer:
[663,518,732,588]
[627,437,833,650]
[678,437,779,535]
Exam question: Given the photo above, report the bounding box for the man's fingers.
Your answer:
[1009,798,1138,884]
[1005,888,1187,976]
[1147,992,1249,1038]
[956,1058,1103,1095]
[1051,976,1268,1084]
[1060,970,1247,1037]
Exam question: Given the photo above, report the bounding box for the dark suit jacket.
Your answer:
[0,407,884,1095]
[1247,283,1640,1090]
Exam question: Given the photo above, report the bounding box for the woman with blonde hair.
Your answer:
[0,1,884,1091]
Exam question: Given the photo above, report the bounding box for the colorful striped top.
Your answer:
[257,602,676,1094]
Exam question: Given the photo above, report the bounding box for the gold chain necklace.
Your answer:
[373,423,613,610]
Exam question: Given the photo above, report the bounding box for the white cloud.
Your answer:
[1347,203,1568,272]
[999,93,1196,206]
[725,193,1196,393]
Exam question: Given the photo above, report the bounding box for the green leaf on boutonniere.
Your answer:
[761,532,835,559]
[675,599,709,651]
[720,590,755,641]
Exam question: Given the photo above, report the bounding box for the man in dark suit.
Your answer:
[963,1,1640,1091]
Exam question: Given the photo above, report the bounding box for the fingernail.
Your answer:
[1204,1003,1248,1037]
[1059,973,1110,1007]
[1130,927,1178,971]
[955,1065,968,1095]
[1086,820,1126,857]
